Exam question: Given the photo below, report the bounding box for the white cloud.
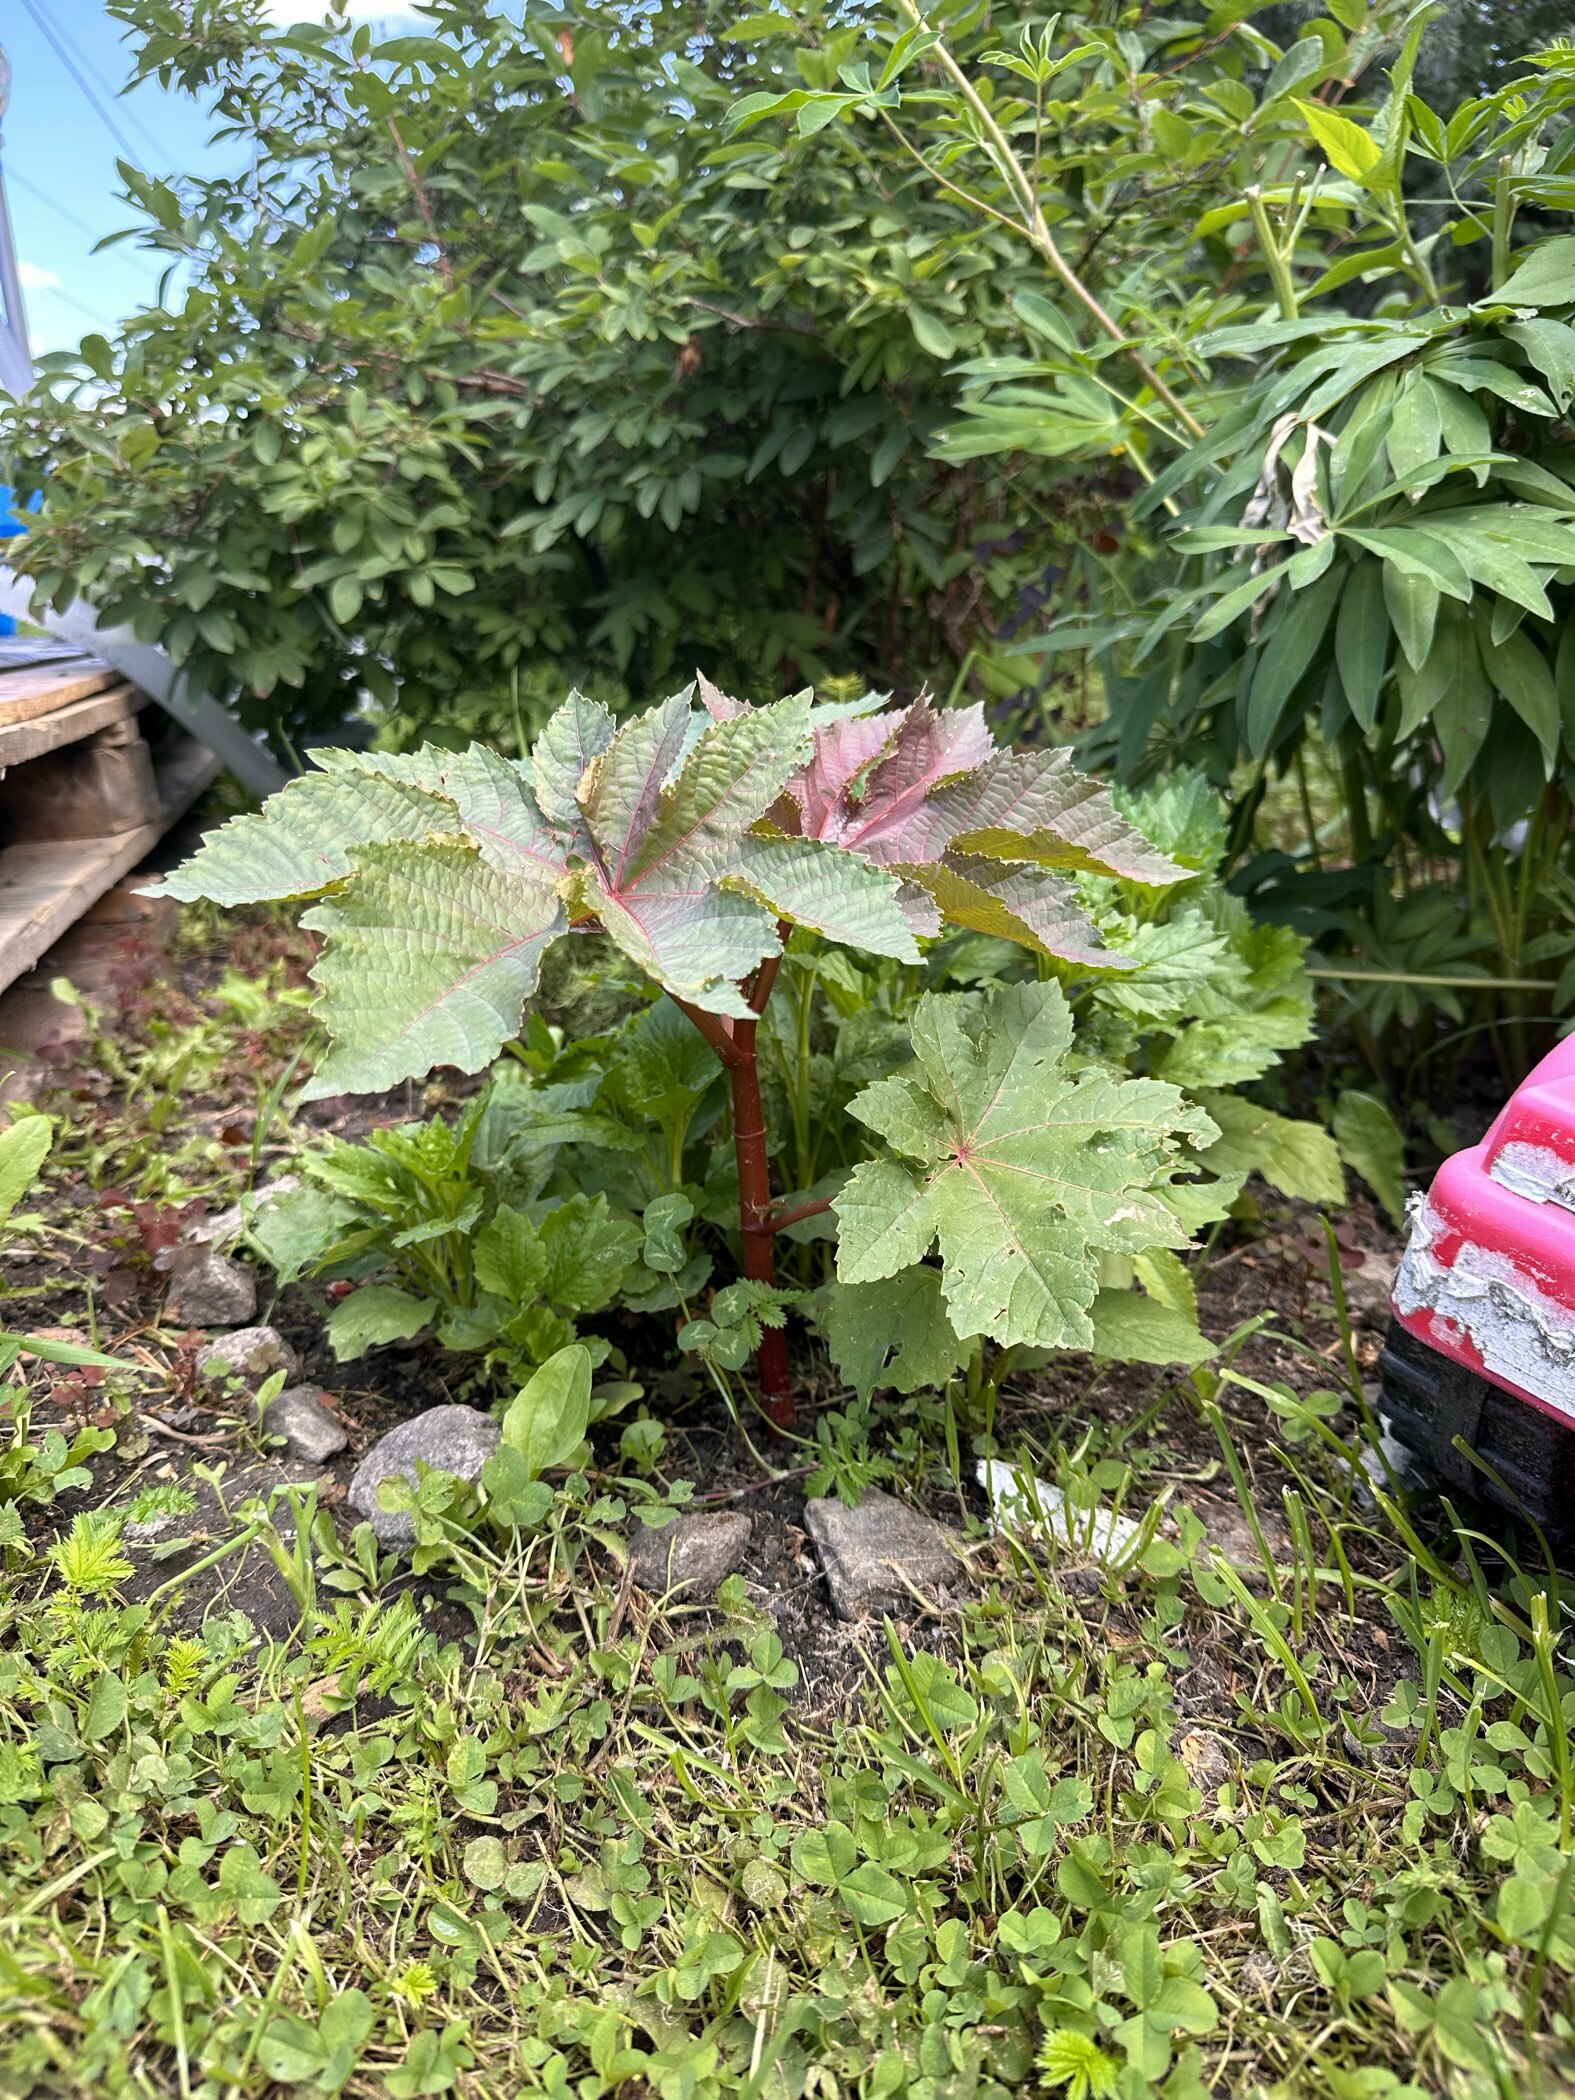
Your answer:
[17,262,61,292]
[264,2,427,20]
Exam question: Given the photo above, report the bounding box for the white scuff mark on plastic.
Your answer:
[976,1459,1144,1565]
[1394,1201,1575,1418]
[1489,1141,1575,1211]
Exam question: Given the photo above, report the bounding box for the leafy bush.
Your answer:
[248,1089,640,1387]
[1,0,1198,744]
[159,682,1210,1419]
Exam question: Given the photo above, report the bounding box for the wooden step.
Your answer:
[0,681,145,768]
[0,736,222,995]
[0,656,120,728]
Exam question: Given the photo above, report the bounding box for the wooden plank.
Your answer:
[0,736,222,994]
[0,657,119,728]
[0,683,143,768]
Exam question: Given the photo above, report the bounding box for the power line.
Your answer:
[16,0,143,164]
[15,4,166,163]
[1,158,160,277]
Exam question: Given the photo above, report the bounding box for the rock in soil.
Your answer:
[164,1248,257,1328]
[260,1385,348,1465]
[347,1404,501,1546]
[629,1510,751,1599]
[804,1489,963,1621]
[197,1324,298,1390]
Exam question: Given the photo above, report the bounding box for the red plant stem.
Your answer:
[771,1196,835,1231]
[674,958,795,1428]
[728,1010,794,1428]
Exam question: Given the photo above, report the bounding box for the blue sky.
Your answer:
[1,2,421,358]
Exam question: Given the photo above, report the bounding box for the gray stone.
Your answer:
[346,1404,501,1545]
[197,1324,298,1389]
[803,1488,962,1621]
[629,1510,751,1599]
[164,1248,257,1328]
[260,1385,348,1465]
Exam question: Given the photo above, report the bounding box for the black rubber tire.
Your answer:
[1378,1318,1575,1547]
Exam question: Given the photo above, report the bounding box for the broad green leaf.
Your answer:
[1293,100,1383,183]
[821,1266,972,1399]
[1195,1091,1345,1205]
[1505,319,1575,411]
[835,982,1214,1351]
[1386,379,1442,481]
[150,764,458,907]
[909,305,956,360]
[1332,1091,1407,1227]
[0,1118,50,1232]
[1089,1288,1215,1367]
[325,1284,437,1361]
[473,1204,548,1301]
[301,840,567,1099]
[727,836,919,960]
[500,1342,592,1478]
[1247,568,1342,752]
[1476,616,1560,771]
[1383,563,1439,672]
[247,1185,363,1284]
[82,1670,128,1743]
[1133,1245,1198,1324]
[931,746,1185,886]
[1489,236,1575,310]
[903,855,1117,968]
[537,1195,641,1313]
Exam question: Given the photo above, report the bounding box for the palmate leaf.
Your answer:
[833,981,1217,1351]
[771,694,1183,966]
[161,680,1186,1099]
[301,839,567,1099]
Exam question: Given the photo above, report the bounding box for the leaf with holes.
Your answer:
[834,980,1216,1351]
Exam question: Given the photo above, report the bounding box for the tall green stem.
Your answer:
[892,0,1205,441]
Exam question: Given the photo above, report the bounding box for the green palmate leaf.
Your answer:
[1089,1287,1215,1366]
[834,980,1215,1352]
[301,839,567,1100]
[820,1266,973,1400]
[165,686,1194,1098]
[1194,1090,1345,1205]
[150,766,460,906]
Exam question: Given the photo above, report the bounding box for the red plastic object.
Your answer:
[1392,1034,1575,1426]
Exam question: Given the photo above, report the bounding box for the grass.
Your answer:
[0,919,1572,2098]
